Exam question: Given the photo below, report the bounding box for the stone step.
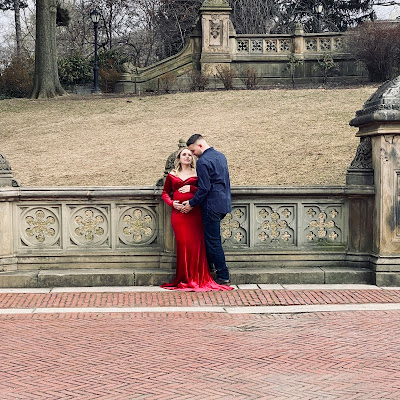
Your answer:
[0,266,373,288]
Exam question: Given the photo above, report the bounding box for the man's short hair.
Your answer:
[187,134,203,147]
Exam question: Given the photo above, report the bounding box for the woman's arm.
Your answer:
[161,175,174,207]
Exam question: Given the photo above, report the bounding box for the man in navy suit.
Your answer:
[181,134,231,284]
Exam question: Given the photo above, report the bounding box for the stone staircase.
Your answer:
[0,266,374,288]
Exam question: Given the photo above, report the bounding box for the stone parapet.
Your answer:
[116,0,367,93]
[0,183,374,286]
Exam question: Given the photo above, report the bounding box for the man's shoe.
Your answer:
[215,278,230,285]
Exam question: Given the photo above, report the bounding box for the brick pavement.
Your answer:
[1,287,400,310]
[0,286,400,399]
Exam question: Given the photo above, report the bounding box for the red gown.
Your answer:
[161,173,233,291]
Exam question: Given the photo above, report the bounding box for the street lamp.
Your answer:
[90,9,101,94]
[315,2,323,33]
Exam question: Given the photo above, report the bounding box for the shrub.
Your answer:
[215,65,235,90]
[239,65,258,89]
[58,53,92,87]
[286,54,303,89]
[188,69,209,91]
[318,53,338,85]
[159,72,177,93]
[0,57,33,98]
[97,50,130,93]
[350,21,400,82]
[99,68,120,93]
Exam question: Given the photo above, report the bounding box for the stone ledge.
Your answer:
[0,266,374,288]
[38,269,136,287]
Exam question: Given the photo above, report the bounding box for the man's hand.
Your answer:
[173,201,183,211]
[181,201,193,213]
[178,185,190,193]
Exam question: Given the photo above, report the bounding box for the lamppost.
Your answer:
[90,9,101,94]
[315,2,323,33]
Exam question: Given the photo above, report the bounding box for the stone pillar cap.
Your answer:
[350,75,400,127]
[200,0,232,11]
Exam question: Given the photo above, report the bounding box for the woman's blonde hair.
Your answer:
[173,148,196,172]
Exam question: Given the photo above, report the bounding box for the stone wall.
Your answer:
[0,181,374,287]
[115,0,366,93]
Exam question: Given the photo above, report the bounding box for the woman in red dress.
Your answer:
[161,148,233,291]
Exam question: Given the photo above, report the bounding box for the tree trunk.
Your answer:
[13,0,22,58]
[30,0,65,99]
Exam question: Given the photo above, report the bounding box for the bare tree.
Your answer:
[0,0,28,57]
[230,0,278,33]
[350,21,400,81]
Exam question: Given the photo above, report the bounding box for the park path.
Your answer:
[0,284,399,399]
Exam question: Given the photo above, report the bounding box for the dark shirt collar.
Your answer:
[201,147,213,157]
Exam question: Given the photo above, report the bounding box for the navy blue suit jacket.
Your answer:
[189,147,231,214]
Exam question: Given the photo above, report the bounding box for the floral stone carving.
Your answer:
[20,207,61,248]
[119,207,157,246]
[70,207,109,246]
[220,207,247,245]
[305,206,341,243]
[256,206,295,246]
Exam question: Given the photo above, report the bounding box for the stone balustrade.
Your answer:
[234,33,345,56]
[115,0,366,93]
[0,182,375,287]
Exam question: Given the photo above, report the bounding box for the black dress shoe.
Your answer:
[215,278,230,285]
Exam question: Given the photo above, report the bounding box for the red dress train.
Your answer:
[161,173,233,291]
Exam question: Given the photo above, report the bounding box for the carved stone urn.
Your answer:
[350,76,400,285]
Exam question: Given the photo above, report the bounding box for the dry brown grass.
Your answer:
[0,86,378,187]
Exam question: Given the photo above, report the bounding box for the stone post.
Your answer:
[199,0,232,74]
[293,23,305,57]
[350,76,400,285]
[0,153,19,272]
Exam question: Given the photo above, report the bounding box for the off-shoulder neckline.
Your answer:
[168,172,197,182]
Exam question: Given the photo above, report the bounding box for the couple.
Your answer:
[161,134,234,292]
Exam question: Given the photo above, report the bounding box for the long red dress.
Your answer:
[161,173,233,291]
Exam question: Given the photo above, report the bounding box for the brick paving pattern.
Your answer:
[0,310,399,399]
[1,288,400,399]
[1,288,400,309]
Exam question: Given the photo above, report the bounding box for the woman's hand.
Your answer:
[178,185,190,193]
[173,200,183,210]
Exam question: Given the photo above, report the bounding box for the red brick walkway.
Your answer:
[1,288,400,399]
[1,288,400,309]
[0,310,399,399]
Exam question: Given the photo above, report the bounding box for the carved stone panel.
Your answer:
[333,37,343,50]
[250,39,263,53]
[237,39,249,53]
[320,38,331,51]
[19,206,61,249]
[265,39,277,52]
[305,38,317,52]
[209,15,222,46]
[118,206,158,247]
[255,205,296,247]
[303,205,343,245]
[279,39,291,52]
[221,206,248,247]
[68,206,110,248]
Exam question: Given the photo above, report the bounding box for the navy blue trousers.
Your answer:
[202,208,230,281]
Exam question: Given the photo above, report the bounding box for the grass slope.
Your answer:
[0,86,377,187]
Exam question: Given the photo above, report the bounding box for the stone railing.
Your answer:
[0,182,374,287]
[115,0,367,93]
[233,32,345,56]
